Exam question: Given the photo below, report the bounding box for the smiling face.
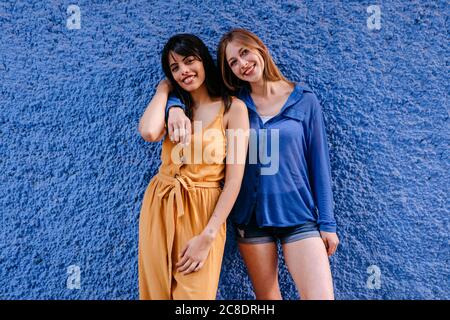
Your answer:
[218,29,289,91]
[168,51,206,92]
[225,40,265,83]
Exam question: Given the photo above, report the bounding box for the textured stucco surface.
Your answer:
[0,0,448,300]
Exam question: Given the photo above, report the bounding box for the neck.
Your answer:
[250,80,276,97]
[190,84,212,108]
[250,80,293,98]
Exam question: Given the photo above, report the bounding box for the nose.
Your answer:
[180,64,190,75]
[238,57,249,70]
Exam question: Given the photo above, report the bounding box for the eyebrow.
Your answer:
[228,48,245,63]
[170,55,195,68]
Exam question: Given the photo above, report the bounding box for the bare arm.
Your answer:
[202,99,249,239]
[176,98,250,274]
[138,80,171,142]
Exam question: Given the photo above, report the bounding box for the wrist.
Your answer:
[168,105,186,113]
[200,228,217,244]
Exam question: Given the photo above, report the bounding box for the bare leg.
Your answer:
[282,237,334,300]
[238,242,282,300]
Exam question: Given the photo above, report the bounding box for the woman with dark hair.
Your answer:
[138,34,249,300]
[167,29,340,300]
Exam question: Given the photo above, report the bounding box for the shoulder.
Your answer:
[224,96,249,128]
[228,96,248,116]
[297,82,318,102]
[294,82,322,114]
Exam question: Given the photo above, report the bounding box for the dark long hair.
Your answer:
[161,34,231,119]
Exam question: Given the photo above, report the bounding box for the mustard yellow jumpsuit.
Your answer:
[138,104,227,300]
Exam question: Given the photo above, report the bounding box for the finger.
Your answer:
[168,121,174,141]
[184,261,200,275]
[328,241,337,256]
[178,259,193,273]
[194,261,204,272]
[176,256,189,268]
[179,245,188,259]
[176,249,189,267]
[176,253,188,267]
[179,125,186,146]
[173,125,180,142]
[185,120,192,146]
[328,244,335,256]
[330,242,339,255]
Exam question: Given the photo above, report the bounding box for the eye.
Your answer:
[171,65,179,72]
[185,57,196,64]
[241,49,248,56]
[229,60,236,67]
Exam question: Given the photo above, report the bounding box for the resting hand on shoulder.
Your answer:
[168,107,191,146]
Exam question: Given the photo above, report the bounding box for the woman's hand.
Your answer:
[176,233,215,275]
[156,78,172,93]
[168,107,191,146]
[319,231,340,257]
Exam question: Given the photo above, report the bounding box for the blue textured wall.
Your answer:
[1,0,448,300]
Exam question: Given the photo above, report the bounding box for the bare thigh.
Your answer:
[282,237,334,300]
[238,242,282,300]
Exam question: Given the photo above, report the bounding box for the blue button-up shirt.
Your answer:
[166,83,337,232]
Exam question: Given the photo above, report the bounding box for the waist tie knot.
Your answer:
[154,172,222,296]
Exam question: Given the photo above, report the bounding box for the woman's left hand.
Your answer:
[319,231,340,257]
[176,234,214,275]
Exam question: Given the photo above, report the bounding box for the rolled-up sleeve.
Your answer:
[165,93,185,113]
[307,96,337,232]
[164,93,186,126]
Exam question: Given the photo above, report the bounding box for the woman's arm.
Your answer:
[202,98,249,239]
[307,96,336,233]
[138,80,171,142]
[307,94,340,256]
[176,98,250,275]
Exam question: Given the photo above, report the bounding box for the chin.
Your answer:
[180,83,201,92]
[240,75,259,83]
[249,72,263,82]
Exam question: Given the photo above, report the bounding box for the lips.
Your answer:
[242,64,255,76]
[182,75,196,84]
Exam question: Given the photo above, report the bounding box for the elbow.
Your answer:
[138,126,164,142]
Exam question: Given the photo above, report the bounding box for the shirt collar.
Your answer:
[237,82,307,114]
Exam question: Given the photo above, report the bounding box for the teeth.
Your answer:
[244,64,254,75]
[183,75,195,84]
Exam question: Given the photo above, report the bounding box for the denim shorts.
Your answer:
[235,213,321,245]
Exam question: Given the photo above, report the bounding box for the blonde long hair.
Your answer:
[217,28,291,92]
